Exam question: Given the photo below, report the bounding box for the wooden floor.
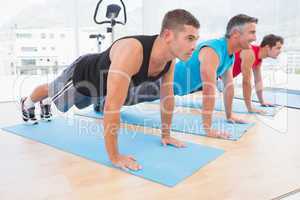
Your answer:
[1,94,300,200]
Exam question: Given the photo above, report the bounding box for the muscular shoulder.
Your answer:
[199,47,219,66]
[109,38,143,75]
[240,48,255,62]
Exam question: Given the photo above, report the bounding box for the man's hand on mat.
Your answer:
[248,107,266,115]
[227,115,248,124]
[161,135,186,148]
[111,154,142,171]
[206,129,231,139]
[261,101,275,107]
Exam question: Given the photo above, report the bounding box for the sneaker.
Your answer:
[93,98,105,113]
[40,102,52,121]
[21,97,38,125]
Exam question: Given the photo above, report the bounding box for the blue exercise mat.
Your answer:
[2,117,224,187]
[76,104,255,141]
[235,87,300,109]
[150,96,281,116]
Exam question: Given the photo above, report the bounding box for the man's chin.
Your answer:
[179,55,190,61]
[243,44,251,49]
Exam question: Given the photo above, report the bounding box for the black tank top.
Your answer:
[72,35,172,97]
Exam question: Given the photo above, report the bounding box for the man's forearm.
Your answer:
[255,82,264,104]
[202,85,215,130]
[253,68,264,104]
[243,79,253,111]
[160,96,174,137]
[224,83,234,119]
[103,111,121,161]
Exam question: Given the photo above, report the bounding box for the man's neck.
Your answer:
[258,46,268,59]
[227,38,240,55]
[151,36,174,64]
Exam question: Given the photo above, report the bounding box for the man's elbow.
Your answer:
[104,101,122,113]
[161,95,175,107]
[224,82,234,93]
[201,69,214,82]
[242,76,251,86]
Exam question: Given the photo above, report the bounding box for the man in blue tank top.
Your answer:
[173,14,258,138]
[127,14,259,139]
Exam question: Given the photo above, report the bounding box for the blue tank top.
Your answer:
[173,37,234,95]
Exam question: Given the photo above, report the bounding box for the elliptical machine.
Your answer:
[90,0,127,112]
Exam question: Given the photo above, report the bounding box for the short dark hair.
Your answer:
[160,9,200,35]
[225,14,258,38]
[260,34,284,47]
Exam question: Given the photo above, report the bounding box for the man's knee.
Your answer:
[42,84,49,94]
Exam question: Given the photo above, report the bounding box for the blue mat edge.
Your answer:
[149,97,281,117]
[75,110,255,141]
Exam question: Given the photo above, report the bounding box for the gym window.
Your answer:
[41,33,46,39]
[21,59,36,66]
[21,47,38,52]
[16,33,32,39]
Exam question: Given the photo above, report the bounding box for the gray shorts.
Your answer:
[48,55,100,112]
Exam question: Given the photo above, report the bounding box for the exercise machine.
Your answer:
[89,0,127,52]
[90,0,127,112]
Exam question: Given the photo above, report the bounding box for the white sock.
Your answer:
[41,98,51,105]
[24,96,35,109]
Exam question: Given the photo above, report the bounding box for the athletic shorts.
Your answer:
[48,55,100,112]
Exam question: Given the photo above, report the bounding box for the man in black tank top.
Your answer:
[20,9,200,171]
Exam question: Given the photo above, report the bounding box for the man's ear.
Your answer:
[163,29,174,43]
[232,31,240,39]
[267,45,273,50]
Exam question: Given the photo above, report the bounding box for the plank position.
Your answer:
[20,9,200,171]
